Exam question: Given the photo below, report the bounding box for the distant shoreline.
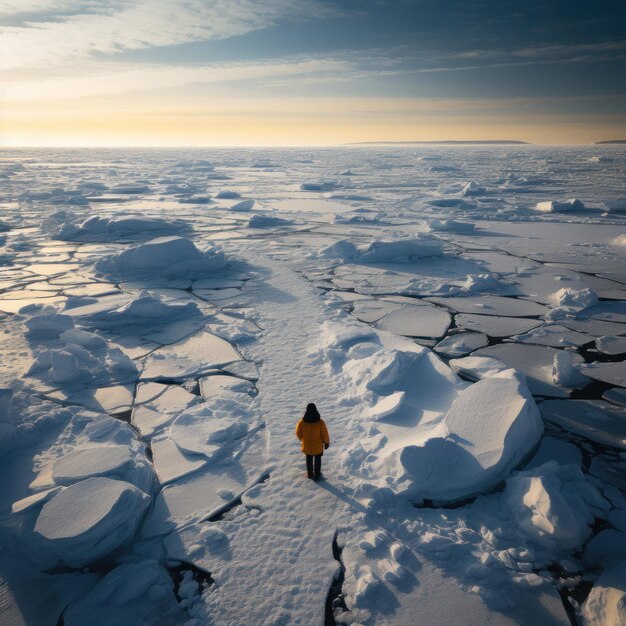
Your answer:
[595,140,626,144]
[347,140,530,145]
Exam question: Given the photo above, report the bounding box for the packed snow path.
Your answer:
[203,246,569,626]
[205,247,354,624]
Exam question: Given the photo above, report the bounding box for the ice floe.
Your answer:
[33,477,150,568]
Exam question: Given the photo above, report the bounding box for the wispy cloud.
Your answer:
[0,0,336,70]
[2,57,354,101]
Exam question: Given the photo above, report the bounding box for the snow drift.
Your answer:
[95,236,226,280]
[318,237,444,262]
[48,213,189,241]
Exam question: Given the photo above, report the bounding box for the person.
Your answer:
[295,403,330,480]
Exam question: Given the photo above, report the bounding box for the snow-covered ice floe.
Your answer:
[44,211,190,242]
[95,236,226,281]
[322,322,543,504]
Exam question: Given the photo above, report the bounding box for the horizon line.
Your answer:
[2,141,626,149]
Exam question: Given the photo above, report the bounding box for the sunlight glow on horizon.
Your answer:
[1,0,625,147]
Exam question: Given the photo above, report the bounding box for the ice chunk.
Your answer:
[25,312,74,338]
[377,370,543,503]
[199,374,256,400]
[429,295,549,317]
[552,351,589,387]
[596,335,626,355]
[169,403,248,458]
[64,560,186,625]
[505,462,601,551]
[548,287,598,319]
[54,214,189,242]
[534,199,587,213]
[88,290,200,327]
[109,183,150,194]
[357,238,443,263]
[365,391,405,421]
[27,342,137,388]
[248,214,293,228]
[151,436,209,485]
[132,383,199,438]
[427,219,476,233]
[472,344,585,397]
[300,181,337,191]
[375,303,451,338]
[317,239,358,260]
[514,324,593,348]
[456,313,541,337]
[231,199,255,211]
[34,477,150,568]
[579,360,626,387]
[449,355,509,380]
[462,180,486,196]
[141,330,240,381]
[59,328,107,349]
[434,332,488,357]
[581,563,626,626]
[141,434,265,537]
[52,445,152,491]
[95,236,226,280]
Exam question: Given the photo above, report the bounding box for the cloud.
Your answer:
[2,57,355,101]
[0,0,336,70]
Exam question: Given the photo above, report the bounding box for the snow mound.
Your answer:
[231,199,255,211]
[95,236,226,280]
[64,560,186,625]
[553,287,598,312]
[317,239,358,260]
[357,238,444,263]
[300,181,338,191]
[52,214,189,241]
[505,462,601,552]
[169,402,249,459]
[27,341,137,387]
[552,351,589,388]
[427,219,476,233]
[462,181,486,196]
[378,370,543,503]
[534,199,587,213]
[248,214,293,228]
[462,273,501,292]
[34,477,150,567]
[317,237,443,263]
[25,312,74,339]
[89,290,200,327]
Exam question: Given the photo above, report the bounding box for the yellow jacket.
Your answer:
[296,418,330,456]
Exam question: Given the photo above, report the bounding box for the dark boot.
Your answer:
[306,455,314,479]
[314,454,322,480]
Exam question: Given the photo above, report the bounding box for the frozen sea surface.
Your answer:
[0,146,625,625]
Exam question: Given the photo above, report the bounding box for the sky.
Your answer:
[1,0,625,146]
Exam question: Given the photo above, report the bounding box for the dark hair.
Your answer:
[303,402,320,423]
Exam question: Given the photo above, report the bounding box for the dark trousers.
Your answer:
[306,454,322,478]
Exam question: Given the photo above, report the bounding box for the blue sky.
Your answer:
[2,0,625,145]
